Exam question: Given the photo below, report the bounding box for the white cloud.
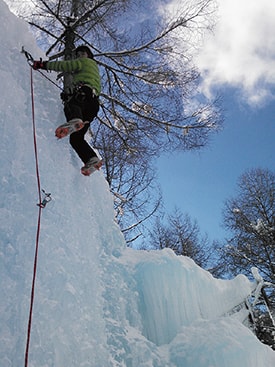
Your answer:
[196,0,275,106]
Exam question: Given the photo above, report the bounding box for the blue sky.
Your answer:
[157,0,275,243]
[157,91,275,242]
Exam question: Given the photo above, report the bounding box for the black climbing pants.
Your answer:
[64,86,99,164]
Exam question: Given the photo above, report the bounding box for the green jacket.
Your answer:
[46,58,101,96]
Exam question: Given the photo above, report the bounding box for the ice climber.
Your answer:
[33,45,102,176]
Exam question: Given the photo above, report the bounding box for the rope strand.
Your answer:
[24,67,43,367]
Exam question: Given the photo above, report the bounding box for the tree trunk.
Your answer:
[63,0,80,93]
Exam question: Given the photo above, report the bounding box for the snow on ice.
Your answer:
[0,0,275,366]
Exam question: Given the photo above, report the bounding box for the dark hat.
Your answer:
[75,45,94,59]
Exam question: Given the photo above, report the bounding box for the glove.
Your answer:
[32,59,47,70]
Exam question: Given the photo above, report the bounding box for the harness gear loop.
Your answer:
[61,83,98,105]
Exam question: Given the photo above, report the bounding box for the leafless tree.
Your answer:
[101,128,162,243]
[149,208,212,269]
[21,0,222,154]
[221,168,275,282]
[219,168,275,348]
[18,0,222,243]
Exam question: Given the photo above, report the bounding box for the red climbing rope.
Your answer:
[24,67,43,367]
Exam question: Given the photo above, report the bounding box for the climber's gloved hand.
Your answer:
[32,59,47,70]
